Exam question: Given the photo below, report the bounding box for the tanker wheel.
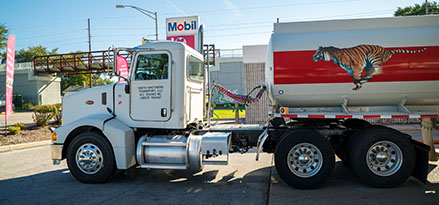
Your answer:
[348,126,415,188]
[274,129,335,189]
[67,132,116,183]
[340,119,372,166]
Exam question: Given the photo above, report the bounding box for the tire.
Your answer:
[341,119,371,166]
[348,126,415,188]
[67,132,116,183]
[274,129,335,189]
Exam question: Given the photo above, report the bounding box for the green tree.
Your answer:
[60,50,115,91]
[394,1,439,16]
[0,23,9,63]
[61,74,114,92]
[15,45,58,63]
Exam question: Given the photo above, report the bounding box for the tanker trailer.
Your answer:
[260,15,439,189]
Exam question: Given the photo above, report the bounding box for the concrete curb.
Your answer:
[0,140,51,153]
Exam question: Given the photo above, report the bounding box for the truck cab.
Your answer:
[62,42,205,129]
[52,42,231,183]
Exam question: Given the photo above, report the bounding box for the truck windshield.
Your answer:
[134,53,169,80]
[188,56,204,81]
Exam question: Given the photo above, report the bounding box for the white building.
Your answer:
[0,62,61,106]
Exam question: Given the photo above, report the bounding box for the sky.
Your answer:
[0,0,428,54]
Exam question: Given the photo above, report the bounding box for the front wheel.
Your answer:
[274,129,335,189]
[67,132,116,183]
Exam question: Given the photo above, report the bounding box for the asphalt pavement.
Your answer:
[0,114,438,204]
[0,145,438,204]
[0,145,273,204]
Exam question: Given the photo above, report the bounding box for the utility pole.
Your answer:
[154,12,158,41]
[425,0,429,15]
[88,18,92,88]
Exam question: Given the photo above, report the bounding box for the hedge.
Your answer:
[8,126,21,135]
[32,104,58,126]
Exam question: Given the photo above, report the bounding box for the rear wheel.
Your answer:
[274,129,335,189]
[349,126,415,188]
[341,119,371,165]
[67,132,116,183]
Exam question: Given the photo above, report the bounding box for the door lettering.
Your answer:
[138,85,164,100]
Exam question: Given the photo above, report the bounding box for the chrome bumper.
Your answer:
[51,144,63,165]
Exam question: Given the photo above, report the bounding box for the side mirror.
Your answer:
[125,83,130,94]
[117,71,130,94]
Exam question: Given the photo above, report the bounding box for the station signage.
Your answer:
[166,16,199,36]
[166,35,195,49]
[166,16,201,52]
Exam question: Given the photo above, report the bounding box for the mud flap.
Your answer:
[411,139,430,183]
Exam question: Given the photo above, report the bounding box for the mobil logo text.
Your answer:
[168,20,197,32]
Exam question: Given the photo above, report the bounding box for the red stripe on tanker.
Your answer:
[273,46,439,85]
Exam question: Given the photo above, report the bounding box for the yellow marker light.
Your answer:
[52,133,58,141]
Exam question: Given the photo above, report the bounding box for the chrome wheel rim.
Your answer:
[366,141,403,176]
[287,143,323,178]
[75,143,103,175]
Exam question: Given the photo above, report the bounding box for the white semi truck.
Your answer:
[50,15,439,189]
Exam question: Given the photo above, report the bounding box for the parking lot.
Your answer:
[0,144,438,204]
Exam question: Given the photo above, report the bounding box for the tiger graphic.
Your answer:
[312,45,427,90]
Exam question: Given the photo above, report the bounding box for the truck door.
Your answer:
[130,51,172,121]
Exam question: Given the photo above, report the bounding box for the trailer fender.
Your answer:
[103,119,136,170]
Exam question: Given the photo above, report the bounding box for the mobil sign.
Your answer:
[166,16,199,36]
[167,35,195,49]
[166,16,201,51]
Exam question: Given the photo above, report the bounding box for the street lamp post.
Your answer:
[116,5,158,41]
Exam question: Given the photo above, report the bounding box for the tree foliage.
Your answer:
[61,74,114,92]
[0,23,8,51]
[394,1,439,16]
[15,45,58,63]
[0,23,9,64]
[59,50,115,91]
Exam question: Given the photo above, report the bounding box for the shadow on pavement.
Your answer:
[1,161,438,204]
[0,165,272,204]
[269,161,439,204]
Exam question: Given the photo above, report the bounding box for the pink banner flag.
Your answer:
[5,35,15,125]
[116,55,129,83]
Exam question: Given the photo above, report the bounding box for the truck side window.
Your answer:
[134,54,169,80]
[188,56,204,81]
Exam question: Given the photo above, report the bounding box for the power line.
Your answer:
[284,9,395,22]
[205,31,271,38]
[205,24,273,32]
[15,40,87,50]
[162,0,360,16]
[15,37,86,47]
[11,8,396,42]
[17,29,85,41]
